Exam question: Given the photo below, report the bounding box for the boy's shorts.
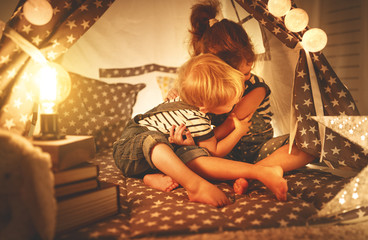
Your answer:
[113,123,210,178]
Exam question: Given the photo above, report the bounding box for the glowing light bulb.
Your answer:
[352,192,358,199]
[268,0,291,17]
[35,62,71,114]
[285,8,309,32]
[302,28,328,52]
[23,0,53,26]
[32,62,71,140]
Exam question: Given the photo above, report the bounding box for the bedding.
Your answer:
[52,72,368,239]
[55,147,367,239]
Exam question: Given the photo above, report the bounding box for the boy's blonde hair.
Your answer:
[177,53,245,109]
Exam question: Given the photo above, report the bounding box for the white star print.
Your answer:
[32,35,42,45]
[297,70,306,78]
[21,24,32,34]
[66,20,77,29]
[301,83,310,91]
[325,86,331,93]
[67,34,76,43]
[326,132,336,141]
[279,219,289,227]
[327,76,336,85]
[331,146,341,155]
[81,19,90,29]
[303,99,312,107]
[301,141,309,148]
[309,126,317,134]
[331,99,339,107]
[337,90,347,98]
[320,65,328,73]
[299,128,307,135]
[352,153,360,161]
[79,4,88,11]
[189,224,200,232]
[4,119,15,129]
[0,55,10,65]
[312,138,321,146]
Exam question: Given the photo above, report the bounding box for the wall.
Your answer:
[296,0,367,114]
[0,1,18,22]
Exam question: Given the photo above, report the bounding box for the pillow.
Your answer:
[99,72,164,117]
[58,72,145,150]
[156,75,177,100]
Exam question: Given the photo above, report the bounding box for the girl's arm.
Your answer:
[198,114,251,157]
[214,87,266,140]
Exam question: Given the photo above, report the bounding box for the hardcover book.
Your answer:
[54,162,99,186]
[32,135,96,170]
[55,178,99,198]
[56,183,120,234]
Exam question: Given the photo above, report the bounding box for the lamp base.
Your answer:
[33,133,66,141]
[33,113,65,141]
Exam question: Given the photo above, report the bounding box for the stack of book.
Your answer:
[33,135,120,234]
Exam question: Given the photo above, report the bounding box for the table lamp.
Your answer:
[33,62,71,140]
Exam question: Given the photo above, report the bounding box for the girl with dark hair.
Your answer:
[167,0,315,194]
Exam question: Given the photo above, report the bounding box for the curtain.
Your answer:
[235,0,366,170]
[0,0,115,135]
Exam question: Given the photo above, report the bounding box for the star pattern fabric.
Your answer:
[56,149,360,239]
[58,72,145,149]
[0,0,115,135]
[99,64,178,78]
[235,0,365,171]
[293,51,365,170]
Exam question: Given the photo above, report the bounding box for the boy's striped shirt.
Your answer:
[138,98,214,141]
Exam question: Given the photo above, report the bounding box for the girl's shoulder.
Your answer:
[248,74,266,84]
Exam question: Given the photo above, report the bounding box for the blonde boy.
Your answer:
[113,54,287,207]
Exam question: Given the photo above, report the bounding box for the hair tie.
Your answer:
[209,18,218,27]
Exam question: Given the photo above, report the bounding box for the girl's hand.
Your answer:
[164,88,179,101]
[168,124,195,146]
[229,113,252,136]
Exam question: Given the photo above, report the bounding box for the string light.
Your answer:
[267,0,291,17]
[23,0,53,26]
[267,1,328,52]
[302,28,328,52]
[285,8,309,32]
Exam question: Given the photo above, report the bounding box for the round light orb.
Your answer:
[35,62,71,103]
[302,28,328,52]
[268,0,291,17]
[23,0,53,26]
[285,8,309,32]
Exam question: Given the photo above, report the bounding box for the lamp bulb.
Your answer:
[268,0,291,17]
[285,8,309,32]
[23,0,53,26]
[302,28,328,52]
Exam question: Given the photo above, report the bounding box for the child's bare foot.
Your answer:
[259,166,288,201]
[233,178,249,195]
[143,173,179,192]
[187,180,230,207]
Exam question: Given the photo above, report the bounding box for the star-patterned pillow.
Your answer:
[58,72,145,150]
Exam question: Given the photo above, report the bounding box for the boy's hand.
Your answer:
[168,124,195,146]
[230,113,251,136]
[164,88,179,101]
